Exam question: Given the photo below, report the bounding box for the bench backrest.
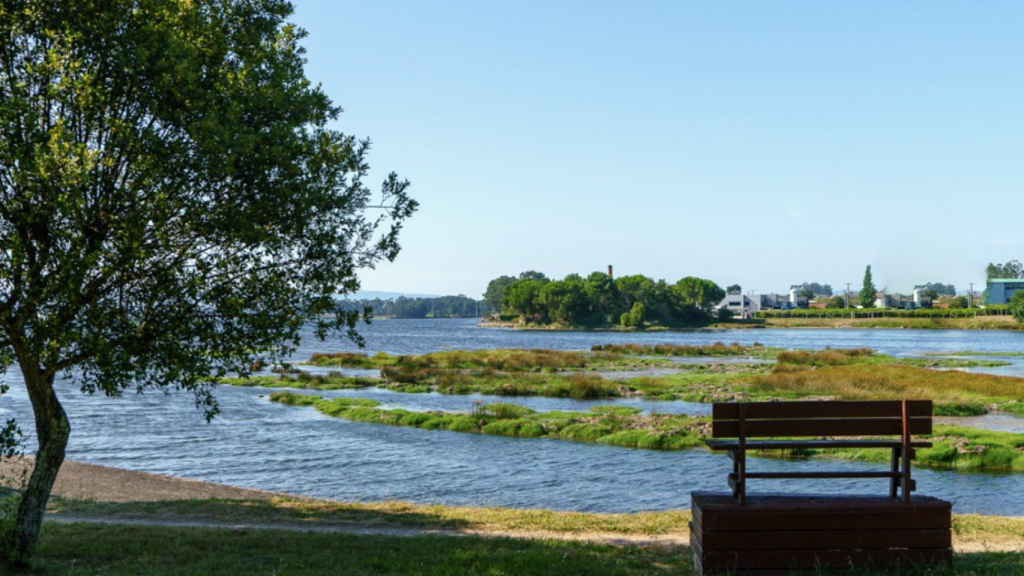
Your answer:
[711,400,932,438]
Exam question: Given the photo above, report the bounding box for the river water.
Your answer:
[2,319,1024,515]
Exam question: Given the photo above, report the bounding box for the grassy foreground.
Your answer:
[30,524,691,576]
[24,497,1024,575]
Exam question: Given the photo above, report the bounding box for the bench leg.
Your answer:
[890,446,900,499]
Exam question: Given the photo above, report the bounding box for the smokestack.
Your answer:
[608,265,613,279]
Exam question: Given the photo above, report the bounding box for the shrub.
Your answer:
[447,416,481,432]
[567,374,617,399]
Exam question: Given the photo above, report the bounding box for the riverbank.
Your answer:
[4,459,1022,552]
[2,460,1021,575]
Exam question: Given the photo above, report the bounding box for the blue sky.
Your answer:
[290,1,1024,298]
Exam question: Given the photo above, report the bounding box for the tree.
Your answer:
[825,296,846,309]
[986,260,1024,280]
[0,0,416,561]
[620,301,646,328]
[797,288,815,299]
[796,282,833,296]
[948,296,968,309]
[859,266,877,308]
[674,277,725,313]
[920,283,956,296]
[726,284,741,295]
[1009,291,1024,323]
[483,276,516,311]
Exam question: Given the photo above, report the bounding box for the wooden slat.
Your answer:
[712,417,932,438]
[700,528,951,552]
[701,548,952,571]
[692,492,951,532]
[744,471,899,480]
[712,400,932,420]
[706,439,932,451]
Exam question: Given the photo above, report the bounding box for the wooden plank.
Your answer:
[706,439,932,451]
[744,471,899,480]
[701,548,952,571]
[713,400,932,420]
[700,528,951,552]
[712,417,932,438]
[691,492,951,532]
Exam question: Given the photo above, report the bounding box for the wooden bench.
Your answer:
[705,399,933,504]
[691,400,952,574]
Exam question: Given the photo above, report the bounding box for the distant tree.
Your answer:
[797,288,815,299]
[518,270,550,282]
[797,282,833,296]
[920,283,956,296]
[620,302,646,328]
[859,266,877,308]
[502,279,548,322]
[674,277,725,313]
[717,307,735,321]
[825,296,846,309]
[986,261,1024,279]
[948,296,968,309]
[1010,291,1024,323]
[921,289,940,300]
[616,275,655,310]
[483,276,516,310]
[726,284,742,295]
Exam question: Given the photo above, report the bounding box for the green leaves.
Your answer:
[0,0,415,414]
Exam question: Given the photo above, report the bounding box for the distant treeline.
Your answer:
[340,295,490,319]
[487,271,725,328]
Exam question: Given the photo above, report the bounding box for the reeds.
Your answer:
[591,342,759,357]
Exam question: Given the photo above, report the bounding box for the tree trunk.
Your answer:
[10,364,69,563]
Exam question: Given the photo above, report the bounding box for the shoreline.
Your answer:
[2,458,1021,552]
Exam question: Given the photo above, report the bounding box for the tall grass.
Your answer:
[591,342,761,357]
[776,348,874,366]
[752,363,1024,412]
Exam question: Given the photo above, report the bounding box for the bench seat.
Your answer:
[706,439,932,451]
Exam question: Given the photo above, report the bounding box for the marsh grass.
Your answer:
[222,372,380,390]
[591,342,767,357]
[269,392,706,451]
[775,349,1008,369]
[751,364,1024,414]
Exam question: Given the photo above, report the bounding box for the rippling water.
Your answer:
[2,319,1024,515]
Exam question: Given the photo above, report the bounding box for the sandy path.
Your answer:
[1,458,285,502]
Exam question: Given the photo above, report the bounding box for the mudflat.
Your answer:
[0,457,283,502]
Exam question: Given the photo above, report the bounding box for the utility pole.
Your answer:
[845,282,852,309]
[968,283,974,308]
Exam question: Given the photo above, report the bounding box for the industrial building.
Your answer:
[986,278,1024,305]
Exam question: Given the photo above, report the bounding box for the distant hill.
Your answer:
[352,290,439,300]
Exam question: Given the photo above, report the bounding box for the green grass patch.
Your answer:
[26,499,1024,575]
[222,372,382,390]
[28,524,693,576]
[269,393,706,453]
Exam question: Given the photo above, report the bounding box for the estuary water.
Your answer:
[2,319,1024,515]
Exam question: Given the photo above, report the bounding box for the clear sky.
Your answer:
[289,1,1024,298]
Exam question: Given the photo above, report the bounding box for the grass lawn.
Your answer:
[17,517,1024,575]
